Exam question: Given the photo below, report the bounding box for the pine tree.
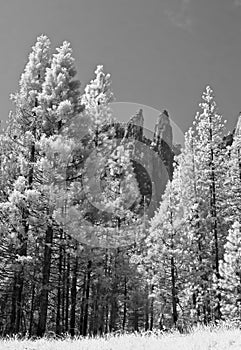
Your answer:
[143,86,228,329]
[189,86,227,321]
[143,168,187,330]
[81,65,114,129]
[222,130,241,226]
[220,222,241,322]
[36,40,82,336]
[0,35,51,335]
[173,126,215,325]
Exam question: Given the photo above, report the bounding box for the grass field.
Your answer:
[1,324,241,350]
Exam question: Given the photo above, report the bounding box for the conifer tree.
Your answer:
[189,86,227,320]
[222,130,241,226]
[36,40,82,336]
[78,66,142,333]
[220,222,241,321]
[81,64,114,128]
[0,35,51,334]
[144,86,228,328]
[144,169,186,329]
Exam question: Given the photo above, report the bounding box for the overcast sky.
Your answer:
[1,0,241,140]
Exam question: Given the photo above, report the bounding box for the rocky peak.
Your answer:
[127,109,144,140]
[234,112,241,137]
[129,108,144,127]
[154,110,173,148]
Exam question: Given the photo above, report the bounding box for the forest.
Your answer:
[0,34,240,338]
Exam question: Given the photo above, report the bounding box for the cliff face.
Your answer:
[126,109,176,218]
[154,110,173,148]
[128,109,241,220]
[73,108,241,246]
[84,108,178,228]
[129,108,144,127]
[127,108,144,140]
[222,112,241,148]
[235,112,241,137]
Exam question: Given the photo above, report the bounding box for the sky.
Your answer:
[1,0,241,144]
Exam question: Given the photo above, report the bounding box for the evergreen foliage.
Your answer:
[0,38,240,337]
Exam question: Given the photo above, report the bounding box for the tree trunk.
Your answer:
[56,234,63,335]
[208,112,221,320]
[171,256,178,327]
[65,252,70,332]
[10,275,17,334]
[61,236,66,331]
[122,276,127,331]
[70,252,78,337]
[37,224,53,337]
[109,250,119,332]
[134,308,139,331]
[15,218,28,334]
[83,260,92,336]
[144,283,149,331]
[79,273,86,335]
[92,283,99,336]
[150,284,154,331]
[28,281,35,336]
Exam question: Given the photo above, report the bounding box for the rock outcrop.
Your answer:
[125,109,176,218]
[84,108,179,230]
[154,110,173,148]
[222,112,241,148]
[127,108,144,140]
[129,108,144,127]
[234,112,241,137]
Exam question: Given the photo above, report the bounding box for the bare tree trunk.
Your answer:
[37,224,53,337]
[122,276,127,331]
[83,260,91,336]
[65,252,70,332]
[105,304,109,334]
[99,301,105,336]
[56,233,63,335]
[92,283,99,336]
[150,285,154,331]
[61,236,66,330]
[134,308,139,331]
[110,250,119,332]
[110,295,118,332]
[28,280,35,336]
[79,273,86,335]
[10,276,17,334]
[171,256,178,327]
[15,220,28,334]
[70,252,78,337]
[144,283,149,331]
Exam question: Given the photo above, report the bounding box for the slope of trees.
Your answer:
[138,86,240,330]
[0,37,241,337]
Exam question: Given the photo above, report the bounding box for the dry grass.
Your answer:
[1,324,241,350]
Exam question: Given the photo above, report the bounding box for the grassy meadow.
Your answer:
[0,324,241,350]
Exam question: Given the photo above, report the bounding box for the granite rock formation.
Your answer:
[127,108,144,140]
[222,112,241,148]
[83,108,179,232]
[234,112,241,137]
[154,110,173,148]
[125,109,176,219]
